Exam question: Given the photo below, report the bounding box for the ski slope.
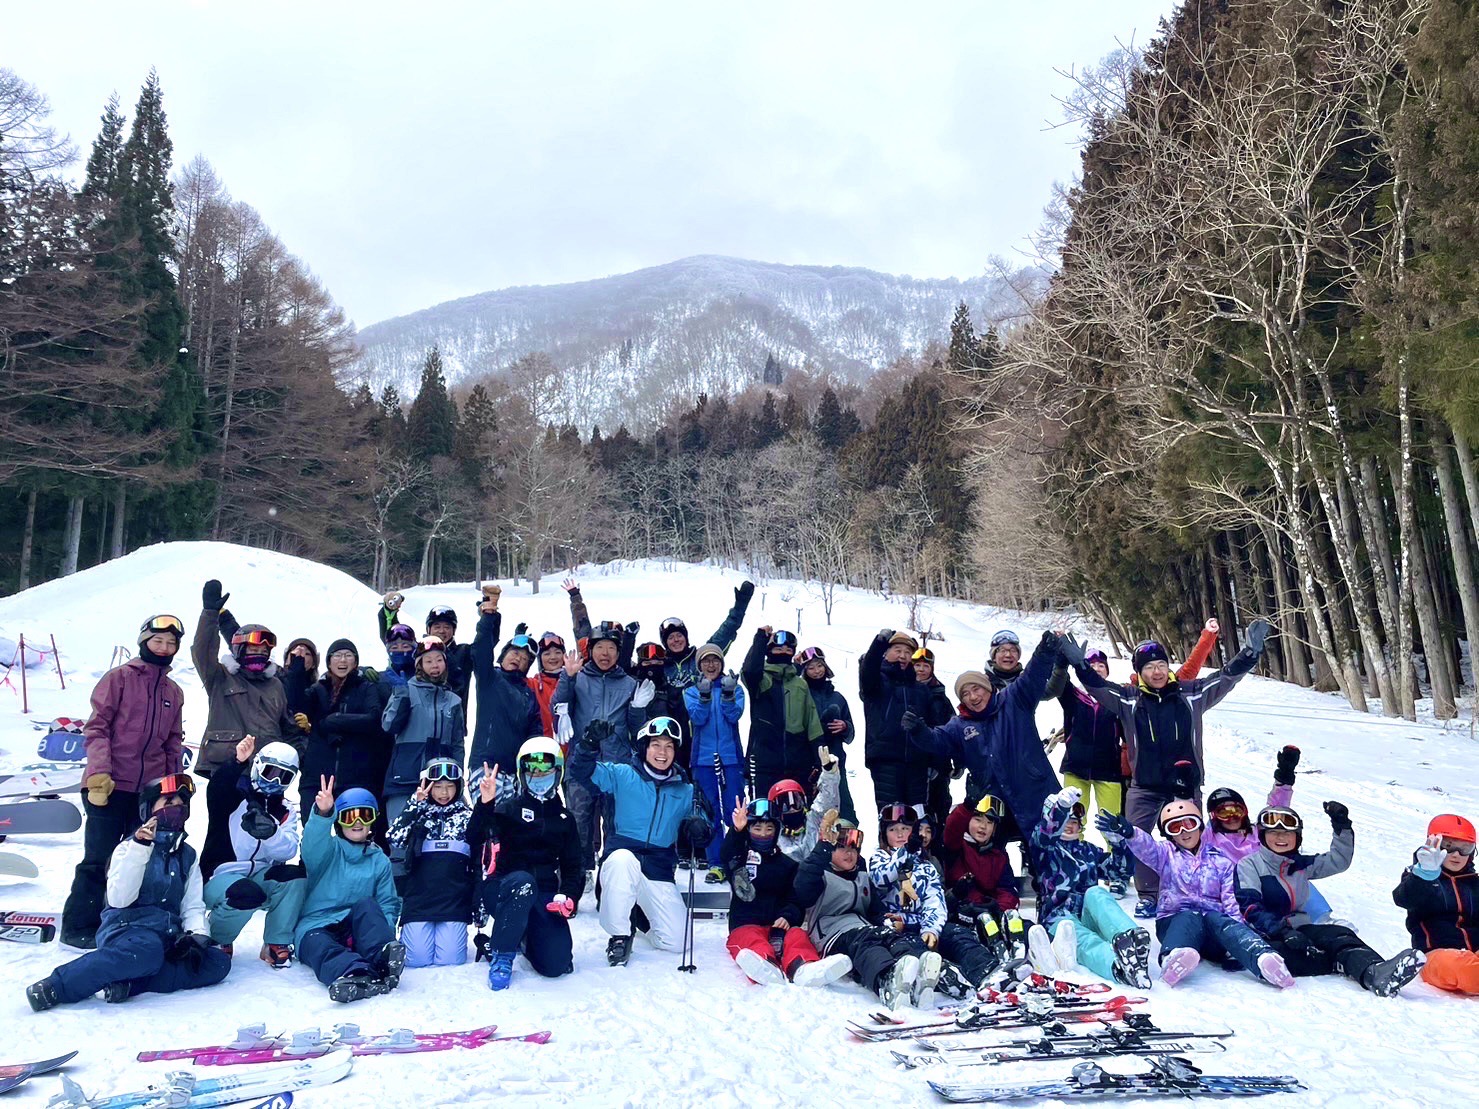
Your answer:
[0,542,1475,1107]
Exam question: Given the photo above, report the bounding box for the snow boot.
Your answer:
[1133,897,1157,919]
[25,978,60,1012]
[879,955,920,1010]
[1050,921,1079,973]
[260,943,294,969]
[732,868,757,903]
[487,952,516,991]
[101,981,130,1004]
[378,941,406,989]
[735,948,786,985]
[790,953,852,987]
[606,935,633,967]
[1111,927,1153,989]
[329,971,390,1003]
[1026,925,1058,975]
[935,960,974,1000]
[1104,878,1128,896]
[1258,952,1296,989]
[1159,947,1201,987]
[1364,949,1423,998]
[911,951,944,1009]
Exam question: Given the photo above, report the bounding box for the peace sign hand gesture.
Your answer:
[315,774,336,816]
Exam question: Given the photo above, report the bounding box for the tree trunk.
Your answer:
[1391,440,1420,720]
[1246,528,1284,682]
[1454,426,1479,528]
[1220,532,1248,656]
[110,483,126,559]
[60,495,84,577]
[1309,464,1389,705]
[213,288,244,540]
[1258,525,1310,686]
[94,498,108,567]
[17,489,37,591]
[474,521,483,589]
[1433,435,1479,688]
[1413,500,1458,718]
[1358,455,1402,714]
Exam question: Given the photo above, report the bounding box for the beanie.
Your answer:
[954,670,992,699]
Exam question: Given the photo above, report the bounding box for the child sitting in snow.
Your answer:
[1236,800,1421,996]
[1029,786,1151,987]
[386,758,475,968]
[774,755,843,863]
[293,776,405,1002]
[1392,813,1479,995]
[1099,800,1293,990]
[941,794,1026,969]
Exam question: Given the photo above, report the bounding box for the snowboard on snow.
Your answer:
[0,1051,76,1095]
[0,851,40,878]
[0,769,85,799]
[0,910,58,943]
[0,799,82,835]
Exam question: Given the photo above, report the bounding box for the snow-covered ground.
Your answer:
[1,542,1475,1107]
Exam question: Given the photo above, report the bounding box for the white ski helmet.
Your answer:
[251,742,300,796]
[515,736,563,797]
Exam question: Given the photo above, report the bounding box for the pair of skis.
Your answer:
[0,1050,76,1095]
[48,1049,352,1109]
[892,1016,1233,1068]
[0,909,58,943]
[926,1055,1305,1102]
[138,1022,550,1065]
[848,992,1147,1042]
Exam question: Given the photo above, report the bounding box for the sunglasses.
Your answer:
[1441,839,1477,857]
[423,759,462,783]
[142,615,185,636]
[1259,809,1302,832]
[232,628,277,648]
[337,806,378,829]
[642,717,682,742]
[1213,803,1248,821]
[1164,814,1203,836]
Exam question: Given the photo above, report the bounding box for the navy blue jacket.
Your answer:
[859,635,931,770]
[1392,856,1478,953]
[470,611,543,772]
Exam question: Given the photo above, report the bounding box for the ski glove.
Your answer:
[293,712,312,733]
[1053,785,1083,810]
[1038,630,1060,651]
[1323,800,1352,834]
[85,772,116,807]
[632,680,656,709]
[625,621,641,637]
[169,932,211,971]
[697,676,713,700]
[899,710,922,733]
[224,878,268,911]
[1279,927,1317,955]
[1246,618,1272,654]
[546,895,576,918]
[1414,835,1447,879]
[720,672,739,699]
[735,581,755,605]
[202,579,228,612]
[877,628,896,644]
[514,622,528,636]
[1095,810,1134,843]
[1273,745,1300,787]
[1058,633,1086,667]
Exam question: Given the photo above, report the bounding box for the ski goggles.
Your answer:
[153,775,196,802]
[1440,839,1477,856]
[1068,802,1087,822]
[746,798,776,823]
[519,752,560,774]
[659,618,687,637]
[833,824,864,851]
[795,647,826,666]
[505,634,537,653]
[141,615,185,637]
[769,631,797,650]
[771,787,808,814]
[1084,649,1108,668]
[423,759,463,783]
[257,763,296,788]
[911,647,935,664]
[337,806,378,829]
[640,716,682,743]
[879,803,918,826]
[636,642,666,664]
[386,623,417,643]
[1212,802,1248,822]
[1258,808,1303,832]
[538,632,566,651]
[973,795,1003,820]
[990,630,1020,649]
[232,628,278,648]
[1162,814,1203,836]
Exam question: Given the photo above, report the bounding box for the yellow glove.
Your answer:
[85,772,116,806]
[818,808,839,844]
[293,712,311,733]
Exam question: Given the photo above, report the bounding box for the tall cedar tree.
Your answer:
[751,393,783,447]
[407,347,459,459]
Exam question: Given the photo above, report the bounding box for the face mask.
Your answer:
[389,652,415,675]
[242,655,270,674]
[525,771,558,798]
[749,831,776,852]
[138,643,174,666]
[154,803,188,846]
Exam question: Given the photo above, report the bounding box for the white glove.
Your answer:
[632,679,656,709]
[554,702,574,749]
[1054,786,1082,809]
[1414,834,1447,875]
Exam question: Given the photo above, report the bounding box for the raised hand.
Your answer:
[479,763,499,804]
[1054,785,1082,809]
[1246,618,1271,654]
[1273,745,1300,786]
[134,816,159,844]
[562,578,579,594]
[1095,810,1134,842]
[819,808,840,845]
[315,774,336,816]
[1415,834,1448,874]
[202,579,228,612]
[632,679,656,709]
[732,799,749,831]
[236,734,257,763]
[1205,618,1220,634]
[1058,633,1086,666]
[1323,800,1351,833]
[564,652,582,677]
[413,780,430,803]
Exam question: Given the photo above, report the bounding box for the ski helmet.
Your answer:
[426,605,458,633]
[251,742,299,796]
[768,779,808,833]
[1256,806,1304,851]
[231,625,277,665]
[333,787,379,832]
[1084,648,1108,669]
[138,614,184,648]
[386,623,417,645]
[1157,798,1203,837]
[635,715,682,757]
[878,801,919,841]
[659,617,689,647]
[498,633,537,673]
[1427,814,1476,844]
[1207,787,1251,831]
[588,621,623,650]
[516,736,563,797]
[767,630,798,656]
[139,773,196,823]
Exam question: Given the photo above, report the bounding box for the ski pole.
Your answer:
[679,857,697,972]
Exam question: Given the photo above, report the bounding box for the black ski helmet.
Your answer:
[878,801,918,842]
[426,605,458,633]
[1256,806,1304,852]
[1207,787,1251,832]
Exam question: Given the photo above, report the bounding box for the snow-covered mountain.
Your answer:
[352,255,1041,430]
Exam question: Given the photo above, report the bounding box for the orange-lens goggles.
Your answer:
[337,806,378,828]
[156,775,196,799]
[143,615,185,636]
[232,628,277,648]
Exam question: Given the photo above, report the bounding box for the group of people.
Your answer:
[25,580,1479,1015]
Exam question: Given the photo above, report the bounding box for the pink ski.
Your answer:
[195,1027,548,1066]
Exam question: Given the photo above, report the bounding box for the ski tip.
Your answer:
[240,1094,294,1109]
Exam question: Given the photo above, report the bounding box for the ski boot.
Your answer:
[1258,952,1296,989]
[1159,947,1200,987]
[487,952,516,991]
[1133,897,1157,919]
[1365,948,1423,997]
[735,949,786,985]
[1111,928,1153,990]
[935,960,974,1001]
[329,971,390,1003]
[606,934,633,967]
[1003,909,1028,959]
[25,978,60,1012]
[378,941,407,990]
[1050,920,1079,973]
[974,910,1009,963]
[705,866,726,884]
[790,953,852,987]
[911,951,944,1009]
[260,943,294,969]
[1026,924,1058,974]
[879,954,920,1010]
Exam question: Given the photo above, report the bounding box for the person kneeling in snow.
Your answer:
[201,735,302,969]
[28,775,230,1011]
[1236,801,1421,996]
[386,758,476,968]
[293,776,405,1002]
[568,715,709,966]
[1028,788,1150,985]
[469,739,584,990]
[723,797,852,987]
[1393,814,1479,995]
[1099,799,1294,990]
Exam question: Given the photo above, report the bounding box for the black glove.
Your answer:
[899,710,922,733]
[951,877,975,901]
[514,622,528,636]
[1058,633,1086,667]
[1273,745,1300,787]
[576,727,600,751]
[224,878,268,911]
[1324,800,1351,834]
[1279,927,1317,954]
[262,862,305,883]
[736,581,755,605]
[239,802,280,841]
[625,621,640,636]
[877,628,896,644]
[1039,630,1060,650]
[681,813,712,859]
[474,932,493,962]
[1247,618,1271,654]
[753,628,769,644]
[203,580,228,611]
[169,932,210,971]
[906,830,925,855]
[1168,760,1198,800]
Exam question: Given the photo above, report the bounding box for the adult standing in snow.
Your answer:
[1061,621,1269,915]
[469,590,545,804]
[654,581,755,751]
[379,591,474,707]
[796,647,858,823]
[859,629,932,811]
[380,637,466,825]
[298,640,389,824]
[380,622,418,690]
[528,631,568,740]
[279,638,319,736]
[685,643,747,876]
[192,580,292,779]
[969,629,1066,806]
[911,647,957,827]
[62,615,188,950]
[743,627,824,802]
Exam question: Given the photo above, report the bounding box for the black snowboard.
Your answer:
[0,799,82,835]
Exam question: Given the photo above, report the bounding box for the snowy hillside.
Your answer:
[1,543,1476,1107]
[352,255,1045,431]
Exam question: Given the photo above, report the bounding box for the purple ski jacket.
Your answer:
[1125,828,1241,919]
[84,657,185,794]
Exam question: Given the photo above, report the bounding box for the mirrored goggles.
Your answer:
[1163,814,1203,836]
[1212,802,1248,822]
[232,628,277,648]
[911,647,935,663]
[1068,801,1087,822]
[507,634,536,652]
[258,764,295,787]
[142,615,185,636]
[973,795,1002,820]
[337,806,378,829]
[795,647,825,666]
[520,752,559,774]
[538,632,566,651]
[423,760,462,783]
[834,824,864,851]
[642,716,682,742]
[770,630,797,649]
[990,630,1020,648]
[1258,808,1302,832]
[155,774,196,800]
[879,803,917,826]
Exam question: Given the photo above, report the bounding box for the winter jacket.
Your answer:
[1073,647,1259,793]
[1204,783,1291,864]
[778,765,841,864]
[469,612,544,772]
[794,842,883,954]
[294,810,401,947]
[720,829,803,931]
[1030,795,1109,925]
[859,635,931,771]
[567,743,701,881]
[1235,829,1355,936]
[909,635,1062,838]
[868,845,947,936]
[98,836,205,945]
[941,802,1020,913]
[468,788,583,903]
[304,669,389,797]
[201,755,300,881]
[805,676,855,748]
[990,657,1069,700]
[1392,856,1479,953]
[378,602,473,705]
[662,588,753,692]
[743,631,824,777]
[1125,828,1241,919]
[83,657,185,796]
[387,797,476,924]
[553,661,643,763]
[381,678,466,794]
[192,609,291,778]
[1057,682,1122,782]
[279,655,317,754]
[684,681,746,768]
[527,670,562,740]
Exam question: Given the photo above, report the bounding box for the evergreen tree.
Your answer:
[752,393,783,447]
[378,384,407,448]
[79,93,125,214]
[762,351,784,386]
[947,301,980,375]
[454,382,499,483]
[781,392,807,435]
[406,347,458,459]
[813,387,848,451]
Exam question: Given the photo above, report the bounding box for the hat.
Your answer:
[954,670,992,699]
[1132,640,1170,673]
[695,643,725,666]
[1428,814,1476,844]
[888,631,919,651]
[326,638,359,665]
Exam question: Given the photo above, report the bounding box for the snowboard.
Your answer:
[0,799,82,835]
[0,851,40,878]
[0,1050,76,1095]
[0,910,58,943]
[0,770,85,799]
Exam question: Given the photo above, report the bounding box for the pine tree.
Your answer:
[813,387,848,451]
[406,347,459,459]
[79,93,125,215]
[781,392,807,435]
[378,384,407,448]
[947,302,979,375]
[751,393,783,447]
[762,351,784,386]
[454,382,499,483]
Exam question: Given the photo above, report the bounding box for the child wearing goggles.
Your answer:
[386,759,478,969]
[1393,813,1478,994]
[1235,800,1421,997]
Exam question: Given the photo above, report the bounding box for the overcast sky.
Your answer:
[12,1,1174,327]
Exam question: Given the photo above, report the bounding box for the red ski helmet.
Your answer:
[1428,814,1476,844]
